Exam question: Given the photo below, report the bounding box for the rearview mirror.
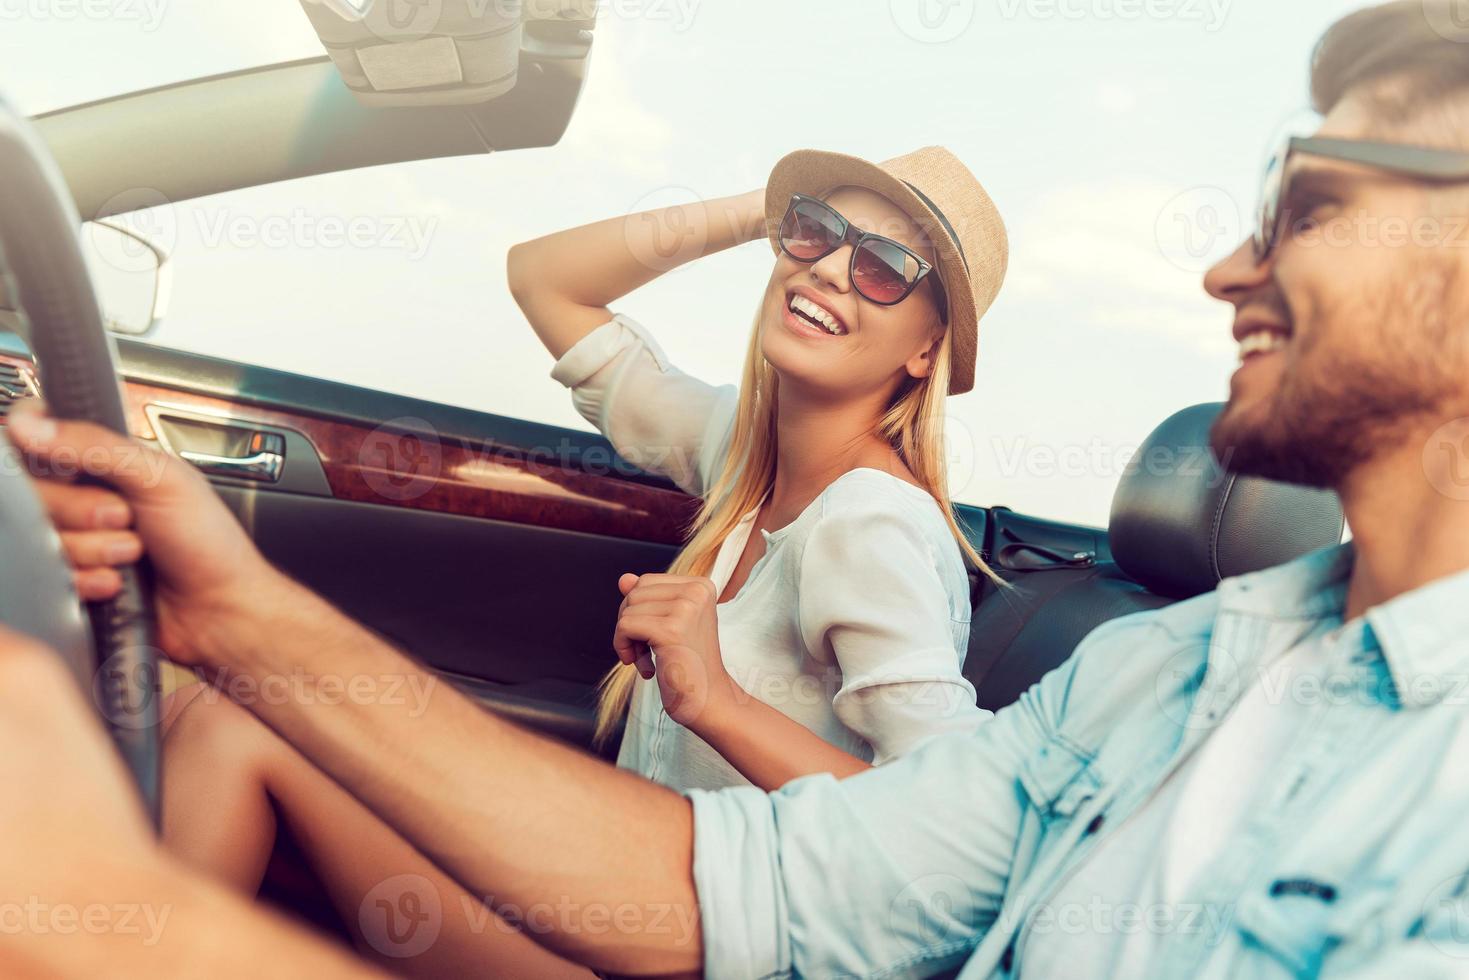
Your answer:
[81,218,171,338]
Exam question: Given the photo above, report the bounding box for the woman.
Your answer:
[513,146,1009,793]
[46,146,1008,977]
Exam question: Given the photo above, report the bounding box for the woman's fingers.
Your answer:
[614,613,675,679]
[60,529,143,569]
[33,479,133,532]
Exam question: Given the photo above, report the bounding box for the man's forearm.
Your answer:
[195,576,703,976]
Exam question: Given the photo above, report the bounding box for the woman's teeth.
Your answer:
[789,294,846,335]
[1238,330,1288,362]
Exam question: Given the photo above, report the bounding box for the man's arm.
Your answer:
[0,625,386,980]
[200,579,703,977]
[10,404,1072,978]
[10,403,702,977]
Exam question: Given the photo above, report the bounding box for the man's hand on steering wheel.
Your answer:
[8,399,284,668]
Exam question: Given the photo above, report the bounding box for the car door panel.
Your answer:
[0,336,1114,749]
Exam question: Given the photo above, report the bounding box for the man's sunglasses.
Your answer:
[1254,136,1469,263]
[777,194,947,321]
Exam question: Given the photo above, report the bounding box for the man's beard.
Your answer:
[1211,332,1457,490]
[1210,371,1430,488]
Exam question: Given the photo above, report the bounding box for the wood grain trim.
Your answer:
[126,382,699,545]
[0,352,697,546]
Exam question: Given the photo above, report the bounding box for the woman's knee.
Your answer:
[163,685,285,779]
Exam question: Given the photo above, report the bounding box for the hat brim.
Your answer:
[764,149,978,395]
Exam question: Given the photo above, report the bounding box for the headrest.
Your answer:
[1108,403,1345,600]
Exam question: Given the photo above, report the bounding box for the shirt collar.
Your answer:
[1365,561,1469,708]
[1217,542,1469,709]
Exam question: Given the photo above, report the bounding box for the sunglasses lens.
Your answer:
[1255,147,1286,258]
[853,238,919,304]
[780,200,843,261]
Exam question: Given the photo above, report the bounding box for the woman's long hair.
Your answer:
[592,315,993,747]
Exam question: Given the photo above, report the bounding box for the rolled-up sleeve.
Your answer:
[798,502,990,764]
[549,313,737,497]
[688,673,1064,979]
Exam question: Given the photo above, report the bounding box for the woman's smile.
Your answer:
[782,285,850,339]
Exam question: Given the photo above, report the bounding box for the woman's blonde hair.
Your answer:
[592,314,993,747]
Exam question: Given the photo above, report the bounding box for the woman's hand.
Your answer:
[613,572,740,731]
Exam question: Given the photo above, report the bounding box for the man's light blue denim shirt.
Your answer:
[689,544,1469,978]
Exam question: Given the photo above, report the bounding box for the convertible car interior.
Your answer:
[0,2,1348,942]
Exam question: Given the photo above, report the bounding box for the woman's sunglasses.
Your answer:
[1254,136,1469,263]
[777,194,947,321]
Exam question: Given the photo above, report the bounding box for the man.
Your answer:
[5,1,1469,975]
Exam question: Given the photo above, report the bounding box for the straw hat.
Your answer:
[764,147,1008,395]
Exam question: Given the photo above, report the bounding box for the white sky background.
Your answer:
[0,0,1377,526]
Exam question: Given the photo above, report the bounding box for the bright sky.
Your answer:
[0,0,1378,526]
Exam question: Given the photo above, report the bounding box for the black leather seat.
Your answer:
[965,403,1347,712]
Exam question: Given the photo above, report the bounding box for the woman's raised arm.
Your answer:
[507,188,768,359]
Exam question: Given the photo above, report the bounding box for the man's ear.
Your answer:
[905,333,943,380]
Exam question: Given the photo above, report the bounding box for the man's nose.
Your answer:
[1204,238,1272,303]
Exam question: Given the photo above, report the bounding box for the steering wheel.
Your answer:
[0,97,162,824]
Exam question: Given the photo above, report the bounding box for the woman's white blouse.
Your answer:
[551,314,992,792]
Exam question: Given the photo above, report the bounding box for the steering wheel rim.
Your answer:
[0,96,162,826]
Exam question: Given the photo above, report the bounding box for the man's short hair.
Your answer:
[1312,1,1469,145]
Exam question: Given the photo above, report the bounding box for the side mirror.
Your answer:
[81,218,171,338]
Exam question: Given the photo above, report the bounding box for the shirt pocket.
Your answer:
[1231,877,1397,976]
[1018,738,1101,824]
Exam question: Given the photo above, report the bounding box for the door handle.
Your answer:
[178,431,285,483]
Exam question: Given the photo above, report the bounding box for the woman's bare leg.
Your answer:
[160,683,592,979]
